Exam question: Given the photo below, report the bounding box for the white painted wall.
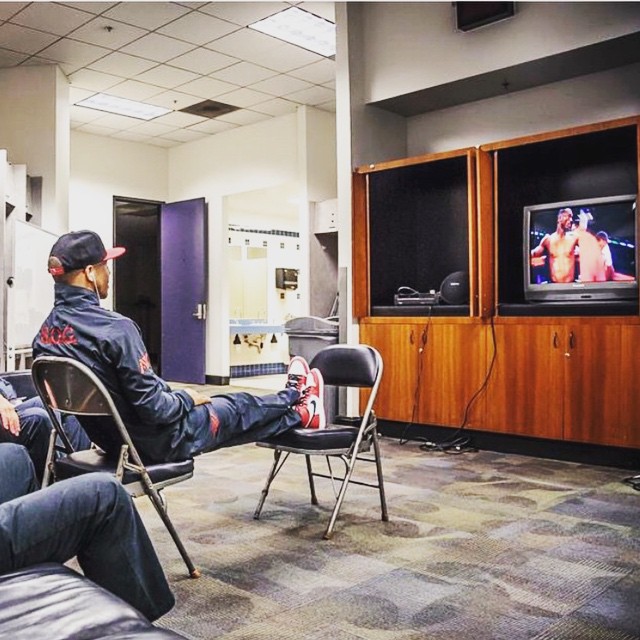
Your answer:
[0,66,69,232]
[70,131,168,245]
[361,2,640,103]
[407,62,640,156]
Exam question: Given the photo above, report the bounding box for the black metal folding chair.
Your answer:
[31,356,200,578]
[254,344,388,539]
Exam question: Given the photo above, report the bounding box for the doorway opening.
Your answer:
[113,197,162,371]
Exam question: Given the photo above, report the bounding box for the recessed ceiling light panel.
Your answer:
[249,7,336,57]
[75,93,172,120]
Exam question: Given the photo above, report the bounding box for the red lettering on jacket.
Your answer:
[39,324,78,346]
[138,352,152,374]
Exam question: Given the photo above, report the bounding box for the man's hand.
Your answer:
[0,395,20,436]
[578,210,593,230]
[183,388,211,406]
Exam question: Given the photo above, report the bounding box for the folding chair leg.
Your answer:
[372,433,389,522]
[305,455,318,505]
[323,458,359,540]
[41,429,58,489]
[146,487,200,578]
[254,449,283,520]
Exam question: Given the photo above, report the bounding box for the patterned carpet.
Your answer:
[135,421,640,640]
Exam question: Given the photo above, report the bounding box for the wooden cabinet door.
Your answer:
[616,325,640,448]
[417,323,487,428]
[562,324,621,445]
[483,323,564,439]
[359,323,423,423]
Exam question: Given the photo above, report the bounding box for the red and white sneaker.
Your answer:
[295,368,326,430]
[285,356,310,397]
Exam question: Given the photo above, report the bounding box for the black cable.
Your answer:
[402,315,498,455]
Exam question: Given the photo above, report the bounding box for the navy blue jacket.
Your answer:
[32,284,196,462]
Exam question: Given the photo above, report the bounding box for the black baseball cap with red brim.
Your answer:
[48,230,126,276]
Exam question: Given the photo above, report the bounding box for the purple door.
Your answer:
[160,198,207,383]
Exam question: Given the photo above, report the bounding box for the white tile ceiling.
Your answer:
[0,1,336,147]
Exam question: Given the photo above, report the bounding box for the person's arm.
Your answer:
[106,317,204,425]
[531,235,549,266]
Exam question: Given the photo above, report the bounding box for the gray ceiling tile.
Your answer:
[167,47,238,75]
[0,3,29,22]
[198,2,284,27]
[158,11,238,45]
[120,33,196,63]
[135,65,200,90]
[67,16,148,49]
[0,46,29,66]
[102,2,191,30]
[0,23,59,55]
[89,51,158,76]
[11,2,93,36]
[210,61,276,85]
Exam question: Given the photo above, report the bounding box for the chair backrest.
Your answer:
[309,344,381,388]
[31,356,138,459]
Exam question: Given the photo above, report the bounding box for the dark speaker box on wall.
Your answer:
[440,271,469,305]
[455,2,515,32]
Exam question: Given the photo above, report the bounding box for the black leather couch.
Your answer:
[0,563,185,640]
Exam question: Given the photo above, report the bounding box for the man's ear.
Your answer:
[86,267,96,283]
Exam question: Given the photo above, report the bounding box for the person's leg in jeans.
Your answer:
[0,444,39,503]
[173,387,304,459]
[60,414,92,451]
[17,396,92,452]
[0,399,51,482]
[0,467,174,621]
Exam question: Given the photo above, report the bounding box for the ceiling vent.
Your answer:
[179,100,239,119]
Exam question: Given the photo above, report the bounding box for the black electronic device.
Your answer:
[439,271,469,305]
[394,286,439,306]
[455,2,515,32]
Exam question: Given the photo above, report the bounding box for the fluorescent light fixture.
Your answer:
[249,7,335,57]
[75,93,171,120]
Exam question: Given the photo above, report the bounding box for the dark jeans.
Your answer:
[171,388,302,461]
[0,443,174,622]
[0,397,91,481]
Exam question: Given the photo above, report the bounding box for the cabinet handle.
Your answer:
[568,331,575,350]
[552,332,559,348]
[410,330,415,345]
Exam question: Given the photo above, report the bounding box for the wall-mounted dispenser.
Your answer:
[275,268,299,290]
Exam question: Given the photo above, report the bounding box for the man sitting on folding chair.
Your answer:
[32,230,326,466]
[0,443,174,622]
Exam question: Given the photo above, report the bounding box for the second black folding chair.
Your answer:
[254,343,388,539]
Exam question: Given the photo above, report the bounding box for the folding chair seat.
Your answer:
[31,356,199,578]
[254,343,388,539]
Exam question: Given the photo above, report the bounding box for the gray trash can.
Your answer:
[284,316,339,422]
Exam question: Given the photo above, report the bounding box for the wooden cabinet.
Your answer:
[354,116,640,450]
[483,319,634,446]
[483,321,564,439]
[360,319,486,428]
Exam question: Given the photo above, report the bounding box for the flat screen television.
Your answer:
[524,194,638,303]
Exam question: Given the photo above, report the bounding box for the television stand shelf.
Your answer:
[498,301,639,317]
